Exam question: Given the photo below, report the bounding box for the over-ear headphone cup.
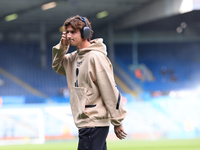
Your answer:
[82,27,91,39]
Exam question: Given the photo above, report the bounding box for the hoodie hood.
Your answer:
[77,38,107,56]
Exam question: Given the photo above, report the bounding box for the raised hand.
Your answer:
[61,31,69,46]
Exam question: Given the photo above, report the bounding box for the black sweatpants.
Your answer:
[78,126,109,150]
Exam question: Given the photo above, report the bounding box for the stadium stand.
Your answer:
[1,41,200,103]
[115,42,200,92]
[0,42,71,103]
[1,41,200,141]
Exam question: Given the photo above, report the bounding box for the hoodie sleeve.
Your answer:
[94,54,127,127]
[52,41,70,76]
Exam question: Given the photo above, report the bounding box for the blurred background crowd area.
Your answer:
[0,0,200,145]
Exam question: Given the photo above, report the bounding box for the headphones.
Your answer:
[80,16,91,39]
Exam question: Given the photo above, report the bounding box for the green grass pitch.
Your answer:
[1,138,200,150]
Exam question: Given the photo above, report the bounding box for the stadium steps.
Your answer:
[114,63,142,93]
[0,66,47,98]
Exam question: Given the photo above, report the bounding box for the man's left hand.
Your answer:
[114,125,127,140]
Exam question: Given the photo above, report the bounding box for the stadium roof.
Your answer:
[0,0,200,38]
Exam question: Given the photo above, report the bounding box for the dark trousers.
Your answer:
[78,126,109,150]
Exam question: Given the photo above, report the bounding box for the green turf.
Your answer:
[1,138,200,150]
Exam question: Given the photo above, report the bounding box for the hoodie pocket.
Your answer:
[70,86,89,120]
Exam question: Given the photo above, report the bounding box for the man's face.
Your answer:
[66,25,83,47]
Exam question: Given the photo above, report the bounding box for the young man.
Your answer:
[52,15,127,150]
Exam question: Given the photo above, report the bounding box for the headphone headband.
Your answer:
[80,17,88,26]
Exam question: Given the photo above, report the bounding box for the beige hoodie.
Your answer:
[52,38,127,129]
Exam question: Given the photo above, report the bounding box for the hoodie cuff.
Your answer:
[111,119,123,127]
